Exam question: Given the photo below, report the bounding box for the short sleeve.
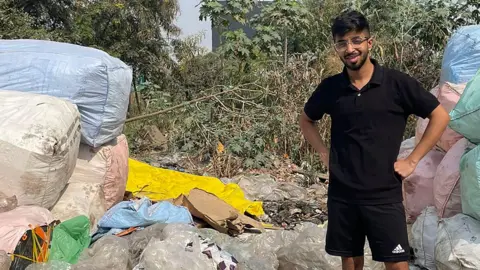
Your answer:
[400,76,440,119]
[303,81,331,121]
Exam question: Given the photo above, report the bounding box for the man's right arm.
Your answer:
[300,82,331,169]
[299,111,330,168]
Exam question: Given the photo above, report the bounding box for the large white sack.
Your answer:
[51,182,106,233]
[459,144,480,220]
[435,214,480,270]
[70,134,129,210]
[411,206,438,270]
[0,39,133,147]
[0,90,81,209]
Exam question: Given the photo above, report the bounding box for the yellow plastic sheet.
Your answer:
[126,159,265,217]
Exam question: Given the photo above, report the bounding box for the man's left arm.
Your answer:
[395,78,450,178]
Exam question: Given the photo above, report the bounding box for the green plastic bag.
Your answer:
[449,69,480,143]
[49,215,91,264]
[460,144,480,221]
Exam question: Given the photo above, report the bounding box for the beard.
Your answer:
[341,50,369,71]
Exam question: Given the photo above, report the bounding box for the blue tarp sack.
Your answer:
[449,69,480,144]
[0,39,133,147]
[440,25,480,85]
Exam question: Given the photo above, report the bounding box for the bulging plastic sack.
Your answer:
[411,206,438,270]
[133,224,216,270]
[401,149,445,223]
[434,138,470,218]
[71,135,129,210]
[449,69,480,144]
[26,236,131,270]
[435,214,480,270]
[416,83,465,152]
[440,25,480,85]
[50,182,106,233]
[0,192,17,213]
[459,144,480,220]
[277,225,383,270]
[0,39,133,147]
[0,90,81,209]
[0,250,11,270]
[125,224,166,266]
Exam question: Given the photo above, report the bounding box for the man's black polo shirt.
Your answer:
[304,59,440,205]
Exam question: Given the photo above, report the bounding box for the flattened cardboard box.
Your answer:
[173,188,265,236]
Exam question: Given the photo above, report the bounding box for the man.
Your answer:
[299,10,450,270]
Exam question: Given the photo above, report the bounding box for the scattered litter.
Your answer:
[91,198,193,242]
[127,158,264,217]
[174,188,264,236]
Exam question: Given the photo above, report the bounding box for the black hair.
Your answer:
[331,10,370,39]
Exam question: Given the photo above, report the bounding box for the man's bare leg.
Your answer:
[342,256,364,270]
[385,261,409,270]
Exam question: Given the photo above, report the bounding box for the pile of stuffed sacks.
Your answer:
[400,25,480,270]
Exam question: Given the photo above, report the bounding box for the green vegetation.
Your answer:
[4,0,480,175]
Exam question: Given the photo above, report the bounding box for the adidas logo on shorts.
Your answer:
[392,244,405,254]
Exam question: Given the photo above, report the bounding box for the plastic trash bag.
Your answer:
[449,69,480,144]
[0,192,17,213]
[124,224,166,266]
[235,174,307,201]
[26,236,130,270]
[0,39,133,147]
[411,207,438,270]
[0,250,11,270]
[459,144,480,220]
[49,216,91,264]
[435,214,480,270]
[277,224,383,270]
[133,224,216,270]
[74,236,131,270]
[440,25,480,85]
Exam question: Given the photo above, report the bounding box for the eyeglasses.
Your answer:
[334,36,370,51]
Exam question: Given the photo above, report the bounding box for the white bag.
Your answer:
[70,134,129,209]
[0,90,81,209]
[50,182,106,233]
[412,207,438,270]
[435,214,480,270]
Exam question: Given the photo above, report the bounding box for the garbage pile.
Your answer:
[401,25,480,270]
[1,25,480,270]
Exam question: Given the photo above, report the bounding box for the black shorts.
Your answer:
[325,199,410,262]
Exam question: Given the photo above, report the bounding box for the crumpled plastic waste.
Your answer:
[198,225,302,270]
[124,224,166,266]
[234,174,307,201]
[0,250,11,270]
[91,198,193,242]
[26,236,130,270]
[133,224,216,270]
[49,215,91,264]
[0,192,17,213]
[277,223,384,270]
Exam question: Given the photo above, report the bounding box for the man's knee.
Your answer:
[341,256,364,270]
